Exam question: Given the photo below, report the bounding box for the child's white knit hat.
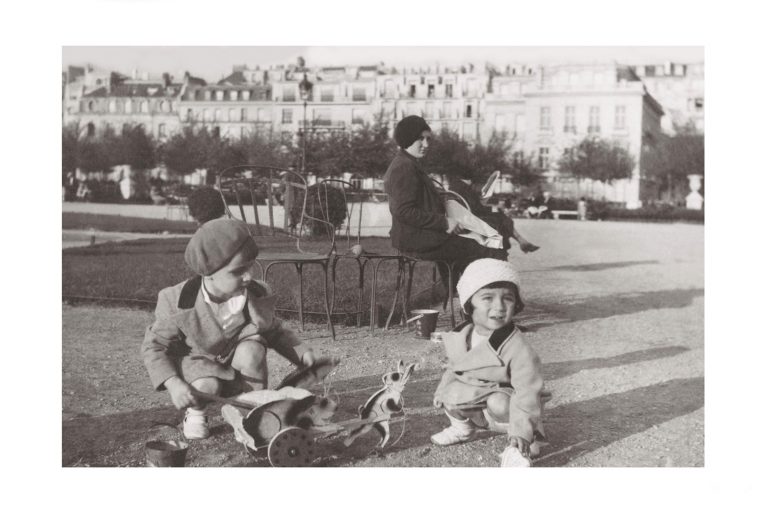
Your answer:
[457,258,522,313]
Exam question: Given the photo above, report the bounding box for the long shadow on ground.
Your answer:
[519,288,704,331]
[545,260,659,272]
[543,346,690,381]
[62,347,699,467]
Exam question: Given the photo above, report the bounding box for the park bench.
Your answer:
[551,209,579,220]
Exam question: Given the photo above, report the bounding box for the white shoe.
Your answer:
[183,409,210,440]
[430,418,477,446]
[500,445,531,467]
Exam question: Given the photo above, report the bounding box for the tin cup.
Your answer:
[146,422,189,467]
[145,439,189,467]
[411,309,439,339]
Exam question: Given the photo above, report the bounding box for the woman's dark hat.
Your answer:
[394,115,431,149]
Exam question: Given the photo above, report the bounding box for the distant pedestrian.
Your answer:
[187,186,227,226]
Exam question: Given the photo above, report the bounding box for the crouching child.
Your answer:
[431,258,547,467]
[141,218,315,440]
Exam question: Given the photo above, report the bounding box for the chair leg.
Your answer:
[382,258,402,331]
[295,263,304,331]
[320,261,336,341]
[356,259,366,328]
[447,262,456,329]
[329,256,339,316]
[403,259,416,324]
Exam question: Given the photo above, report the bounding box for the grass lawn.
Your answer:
[63,212,200,234]
[62,234,443,324]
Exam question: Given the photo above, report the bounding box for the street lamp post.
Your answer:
[298,73,314,175]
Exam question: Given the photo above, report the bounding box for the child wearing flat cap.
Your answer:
[141,218,315,440]
[431,258,548,467]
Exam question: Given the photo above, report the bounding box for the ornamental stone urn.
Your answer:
[685,174,704,210]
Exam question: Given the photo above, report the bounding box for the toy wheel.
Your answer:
[267,427,315,467]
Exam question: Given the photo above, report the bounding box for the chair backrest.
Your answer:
[216,165,335,254]
[317,178,362,253]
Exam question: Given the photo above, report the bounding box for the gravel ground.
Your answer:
[62,219,704,467]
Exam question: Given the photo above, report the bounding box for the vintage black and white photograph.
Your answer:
[61,43,705,470]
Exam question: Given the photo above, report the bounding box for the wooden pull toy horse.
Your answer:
[343,360,416,448]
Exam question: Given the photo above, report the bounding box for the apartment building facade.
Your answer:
[64,59,695,206]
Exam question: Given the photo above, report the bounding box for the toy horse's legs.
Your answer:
[343,424,372,447]
[373,421,391,447]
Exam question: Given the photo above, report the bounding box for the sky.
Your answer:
[62,46,704,82]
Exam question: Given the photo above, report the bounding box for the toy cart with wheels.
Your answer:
[192,359,416,467]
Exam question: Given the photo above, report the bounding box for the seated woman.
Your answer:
[447,171,539,253]
[383,115,507,290]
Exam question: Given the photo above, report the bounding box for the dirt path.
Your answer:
[62,220,703,467]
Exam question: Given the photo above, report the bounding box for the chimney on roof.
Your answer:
[132,68,138,80]
[162,73,172,87]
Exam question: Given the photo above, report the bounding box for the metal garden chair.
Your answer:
[316,179,403,333]
[216,165,336,340]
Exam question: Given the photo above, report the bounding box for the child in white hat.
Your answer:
[141,218,315,440]
[430,258,548,467]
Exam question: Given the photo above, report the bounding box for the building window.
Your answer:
[445,83,453,98]
[352,87,366,101]
[425,102,434,119]
[539,106,551,130]
[427,84,435,98]
[204,90,211,101]
[140,101,149,113]
[538,147,550,169]
[241,108,247,122]
[282,108,293,124]
[213,90,222,101]
[564,106,576,133]
[87,101,94,112]
[352,108,365,124]
[314,109,332,126]
[408,84,416,98]
[514,114,526,135]
[108,99,117,113]
[442,102,452,118]
[494,114,506,132]
[588,106,601,134]
[228,108,236,122]
[283,88,296,102]
[614,105,626,130]
[229,90,238,101]
[242,90,251,101]
[202,108,211,122]
[241,126,248,138]
[465,104,473,118]
[214,109,222,122]
[86,122,95,136]
[186,108,193,121]
[158,124,166,138]
[406,102,418,116]
[125,101,133,114]
[257,108,270,122]
[384,80,396,98]
[320,88,334,102]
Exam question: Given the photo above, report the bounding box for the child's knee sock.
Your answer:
[445,411,476,433]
